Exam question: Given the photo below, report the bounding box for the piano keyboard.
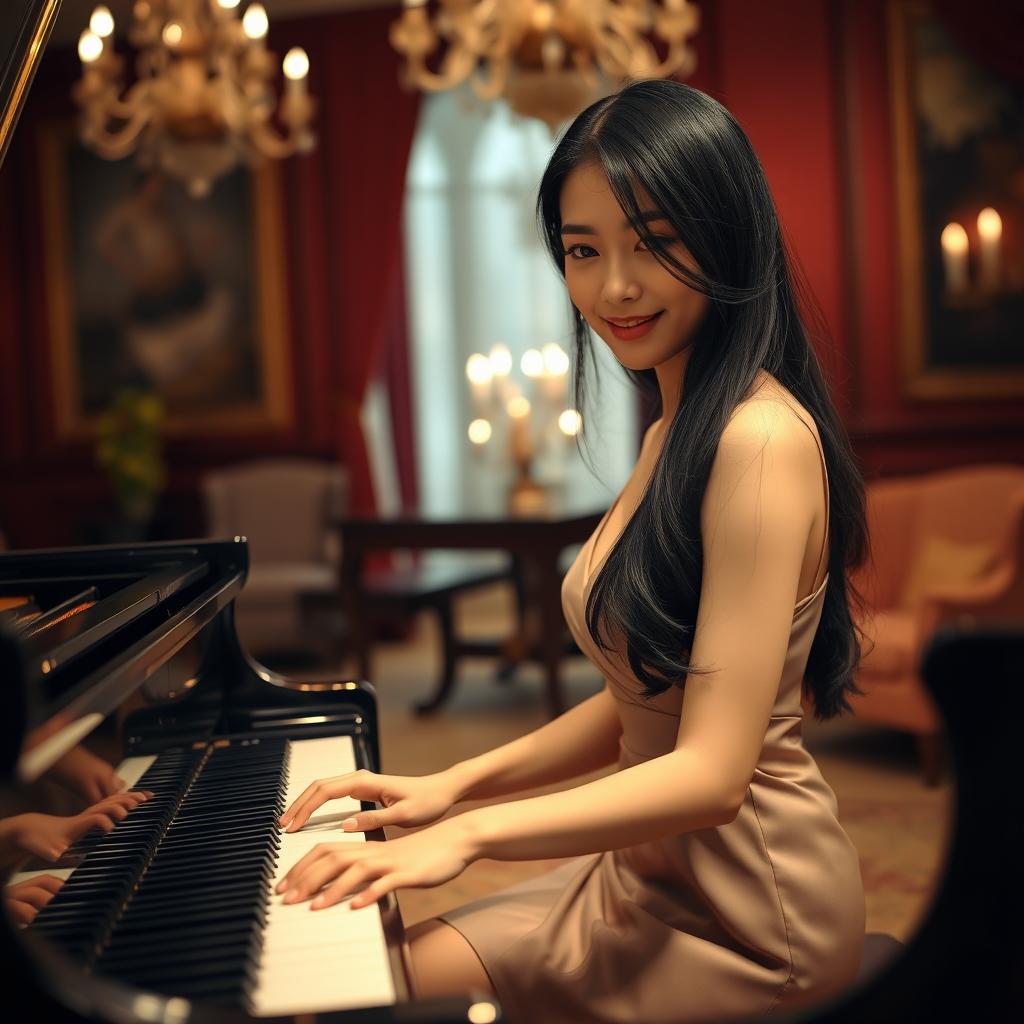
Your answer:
[21,736,397,1015]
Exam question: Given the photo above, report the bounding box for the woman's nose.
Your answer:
[600,263,642,305]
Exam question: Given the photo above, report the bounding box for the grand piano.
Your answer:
[0,538,502,1022]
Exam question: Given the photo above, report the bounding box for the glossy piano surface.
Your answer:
[0,540,502,1023]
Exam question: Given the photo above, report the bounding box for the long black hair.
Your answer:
[537,79,866,719]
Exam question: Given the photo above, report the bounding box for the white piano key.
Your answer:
[249,735,397,1016]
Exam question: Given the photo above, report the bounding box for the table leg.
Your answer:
[340,546,371,683]
[414,599,458,716]
[534,548,567,719]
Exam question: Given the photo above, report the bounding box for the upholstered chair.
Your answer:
[845,465,1024,785]
[202,459,348,660]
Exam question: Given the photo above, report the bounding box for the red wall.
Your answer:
[0,0,1021,549]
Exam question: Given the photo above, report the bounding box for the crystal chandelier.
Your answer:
[389,0,700,130]
[73,2,316,198]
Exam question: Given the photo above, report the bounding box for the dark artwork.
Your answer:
[65,149,262,416]
[912,16,1024,372]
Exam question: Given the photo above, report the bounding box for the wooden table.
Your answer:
[335,501,605,718]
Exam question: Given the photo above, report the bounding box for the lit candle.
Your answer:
[541,342,569,400]
[940,222,969,296]
[977,207,1002,292]
[466,353,493,410]
[282,47,309,97]
[507,395,532,463]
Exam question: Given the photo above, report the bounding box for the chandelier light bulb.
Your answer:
[242,3,269,40]
[78,30,103,63]
[162,21,183,47]
[520,349,544,378]
[558,409,583,436]
[282,47,310,81]
[89,6,114,38]
[468,419,492,444]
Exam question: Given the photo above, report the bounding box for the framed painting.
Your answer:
[38,122,293,438]
[888,0,1024,400]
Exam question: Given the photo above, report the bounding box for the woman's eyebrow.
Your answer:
[560,211,670,235]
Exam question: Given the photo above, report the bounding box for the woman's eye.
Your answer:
[563,244,597,260]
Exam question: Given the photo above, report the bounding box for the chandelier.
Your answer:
[73,2,316,198]
[389,0,701,129]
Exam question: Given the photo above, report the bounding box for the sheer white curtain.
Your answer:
[402,87,638,518]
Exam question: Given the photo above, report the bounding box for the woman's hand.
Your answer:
[275,818,478,911]
[45,746,126,805]
[0,791,152,864]
[279,769,460,834]
[4,874,64,925]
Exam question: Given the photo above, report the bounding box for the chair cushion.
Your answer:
[900,534,996,609]
[243,563,336,599]
[859,608,917,678]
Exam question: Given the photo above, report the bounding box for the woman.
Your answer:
[275,80,868,1022]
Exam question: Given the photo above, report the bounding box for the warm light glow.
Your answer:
[977,207,1002,242]
[217,0,241,8]
[468,419,492,444]
[242,3,269,40]
[520,349,544,377]
[467,1002,499,1024]
[542,342,569,375]
[162,21,183,47]
[466,353,493,385]
[78,30,103,63]
[558,409,583,435]
[507,395,531,418]
[89,6,114,38]
[282,47,310,81]
[941,222,969,257]
[488,343,512,377]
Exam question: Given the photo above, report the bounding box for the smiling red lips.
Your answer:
[603,311,664,340]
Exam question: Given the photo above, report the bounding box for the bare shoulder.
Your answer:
[718,374,820,471]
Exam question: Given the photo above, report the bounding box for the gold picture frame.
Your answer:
[38,122,293,439]
[888,0,1024,400]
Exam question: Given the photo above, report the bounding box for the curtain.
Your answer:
[276,8,421,517]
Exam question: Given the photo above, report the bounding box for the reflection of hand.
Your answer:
[275,818,475,911]
[0,791,152,864]
[279,769,460,834]
[4,874,64,925]
[46,747,126,804]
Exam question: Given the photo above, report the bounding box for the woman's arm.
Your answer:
[447,402,820,861]
[441,683,623,802]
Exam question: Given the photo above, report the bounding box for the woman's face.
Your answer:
[559,162,709,373]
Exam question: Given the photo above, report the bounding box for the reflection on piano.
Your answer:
[0,539,502,1022]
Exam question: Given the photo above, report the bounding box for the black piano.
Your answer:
[0,539,502,1022]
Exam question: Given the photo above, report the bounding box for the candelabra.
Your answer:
[73,2,316,198]
[390,0,701,129]
[466,342,582,513]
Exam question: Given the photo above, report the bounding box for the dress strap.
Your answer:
[790,404,830,586]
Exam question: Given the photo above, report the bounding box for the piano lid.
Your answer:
[0,539,249,782]
[0,1,60,168]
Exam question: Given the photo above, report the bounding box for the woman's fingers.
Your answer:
[310,863,381,910]
[280,772,371,832]
[5,898,36,925]
[27,874,64,895]
[283,851,366,905]
[275,843,334,894]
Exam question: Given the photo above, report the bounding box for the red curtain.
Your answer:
[274,8,421,517]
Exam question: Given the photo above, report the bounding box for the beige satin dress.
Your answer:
[440,402,866,1023]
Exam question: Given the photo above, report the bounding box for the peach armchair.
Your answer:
[847,464,1024,785]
